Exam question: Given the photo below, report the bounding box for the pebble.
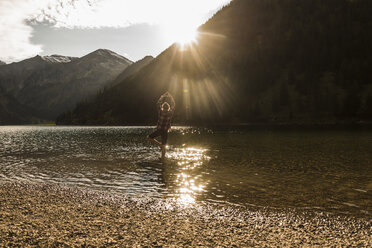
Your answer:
[0,181,371,247]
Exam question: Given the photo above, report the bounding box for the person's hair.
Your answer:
[162,102,170,111]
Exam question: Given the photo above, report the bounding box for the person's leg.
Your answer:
[160,145,165,159]
[160,130,168,159]
[147,130,162,147]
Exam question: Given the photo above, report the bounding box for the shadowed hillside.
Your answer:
[57,0,372,125]
[0,86,40,124]
[107,56,154,88]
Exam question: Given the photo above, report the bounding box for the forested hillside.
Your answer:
[57,0,372,125]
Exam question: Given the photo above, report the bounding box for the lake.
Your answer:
[0,126,371,216]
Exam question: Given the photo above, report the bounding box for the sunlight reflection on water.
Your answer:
[167,147,210,205]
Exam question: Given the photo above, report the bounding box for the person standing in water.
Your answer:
[147,91,175,159]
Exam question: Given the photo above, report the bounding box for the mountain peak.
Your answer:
[84,49,133,64]
[0,60,5,66]
[139,55,154,61]
[93,49,127,58]
[94,48,113,53]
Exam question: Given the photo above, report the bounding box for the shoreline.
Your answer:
[1,182,371,247]
[3,122,372,130]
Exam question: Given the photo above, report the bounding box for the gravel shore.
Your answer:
[0,182,371,247]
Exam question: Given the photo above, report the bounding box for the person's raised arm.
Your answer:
[157,92,168,110]
[157,95,163,110]
[167,93,175,112]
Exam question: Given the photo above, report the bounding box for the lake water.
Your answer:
[0,126,371,216]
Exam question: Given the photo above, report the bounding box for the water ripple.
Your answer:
[0,126,371,216]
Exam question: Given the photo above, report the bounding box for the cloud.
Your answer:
[0,0,51,63]
[0,0,231,63]
[34,0,231,28]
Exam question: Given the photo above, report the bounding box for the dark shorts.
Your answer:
[148,129,168,145]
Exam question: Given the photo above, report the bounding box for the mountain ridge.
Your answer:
[38,55,77,63]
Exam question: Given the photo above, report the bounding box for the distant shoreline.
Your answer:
[0,181,371,247]
[2,121,372,129]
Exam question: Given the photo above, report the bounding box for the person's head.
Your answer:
[161,102,170,112]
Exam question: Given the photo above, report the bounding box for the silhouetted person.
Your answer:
[147,92,175,159]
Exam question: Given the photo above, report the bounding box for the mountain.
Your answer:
[0,49,132,121]
[0,55,77,96]
[57,0,372,125]
[108,56,154,87]
[0,61,5,66]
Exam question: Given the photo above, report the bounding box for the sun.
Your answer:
[163,20,199,47]
[172,26,198,46]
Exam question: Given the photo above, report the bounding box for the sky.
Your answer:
[0,0,231,63]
